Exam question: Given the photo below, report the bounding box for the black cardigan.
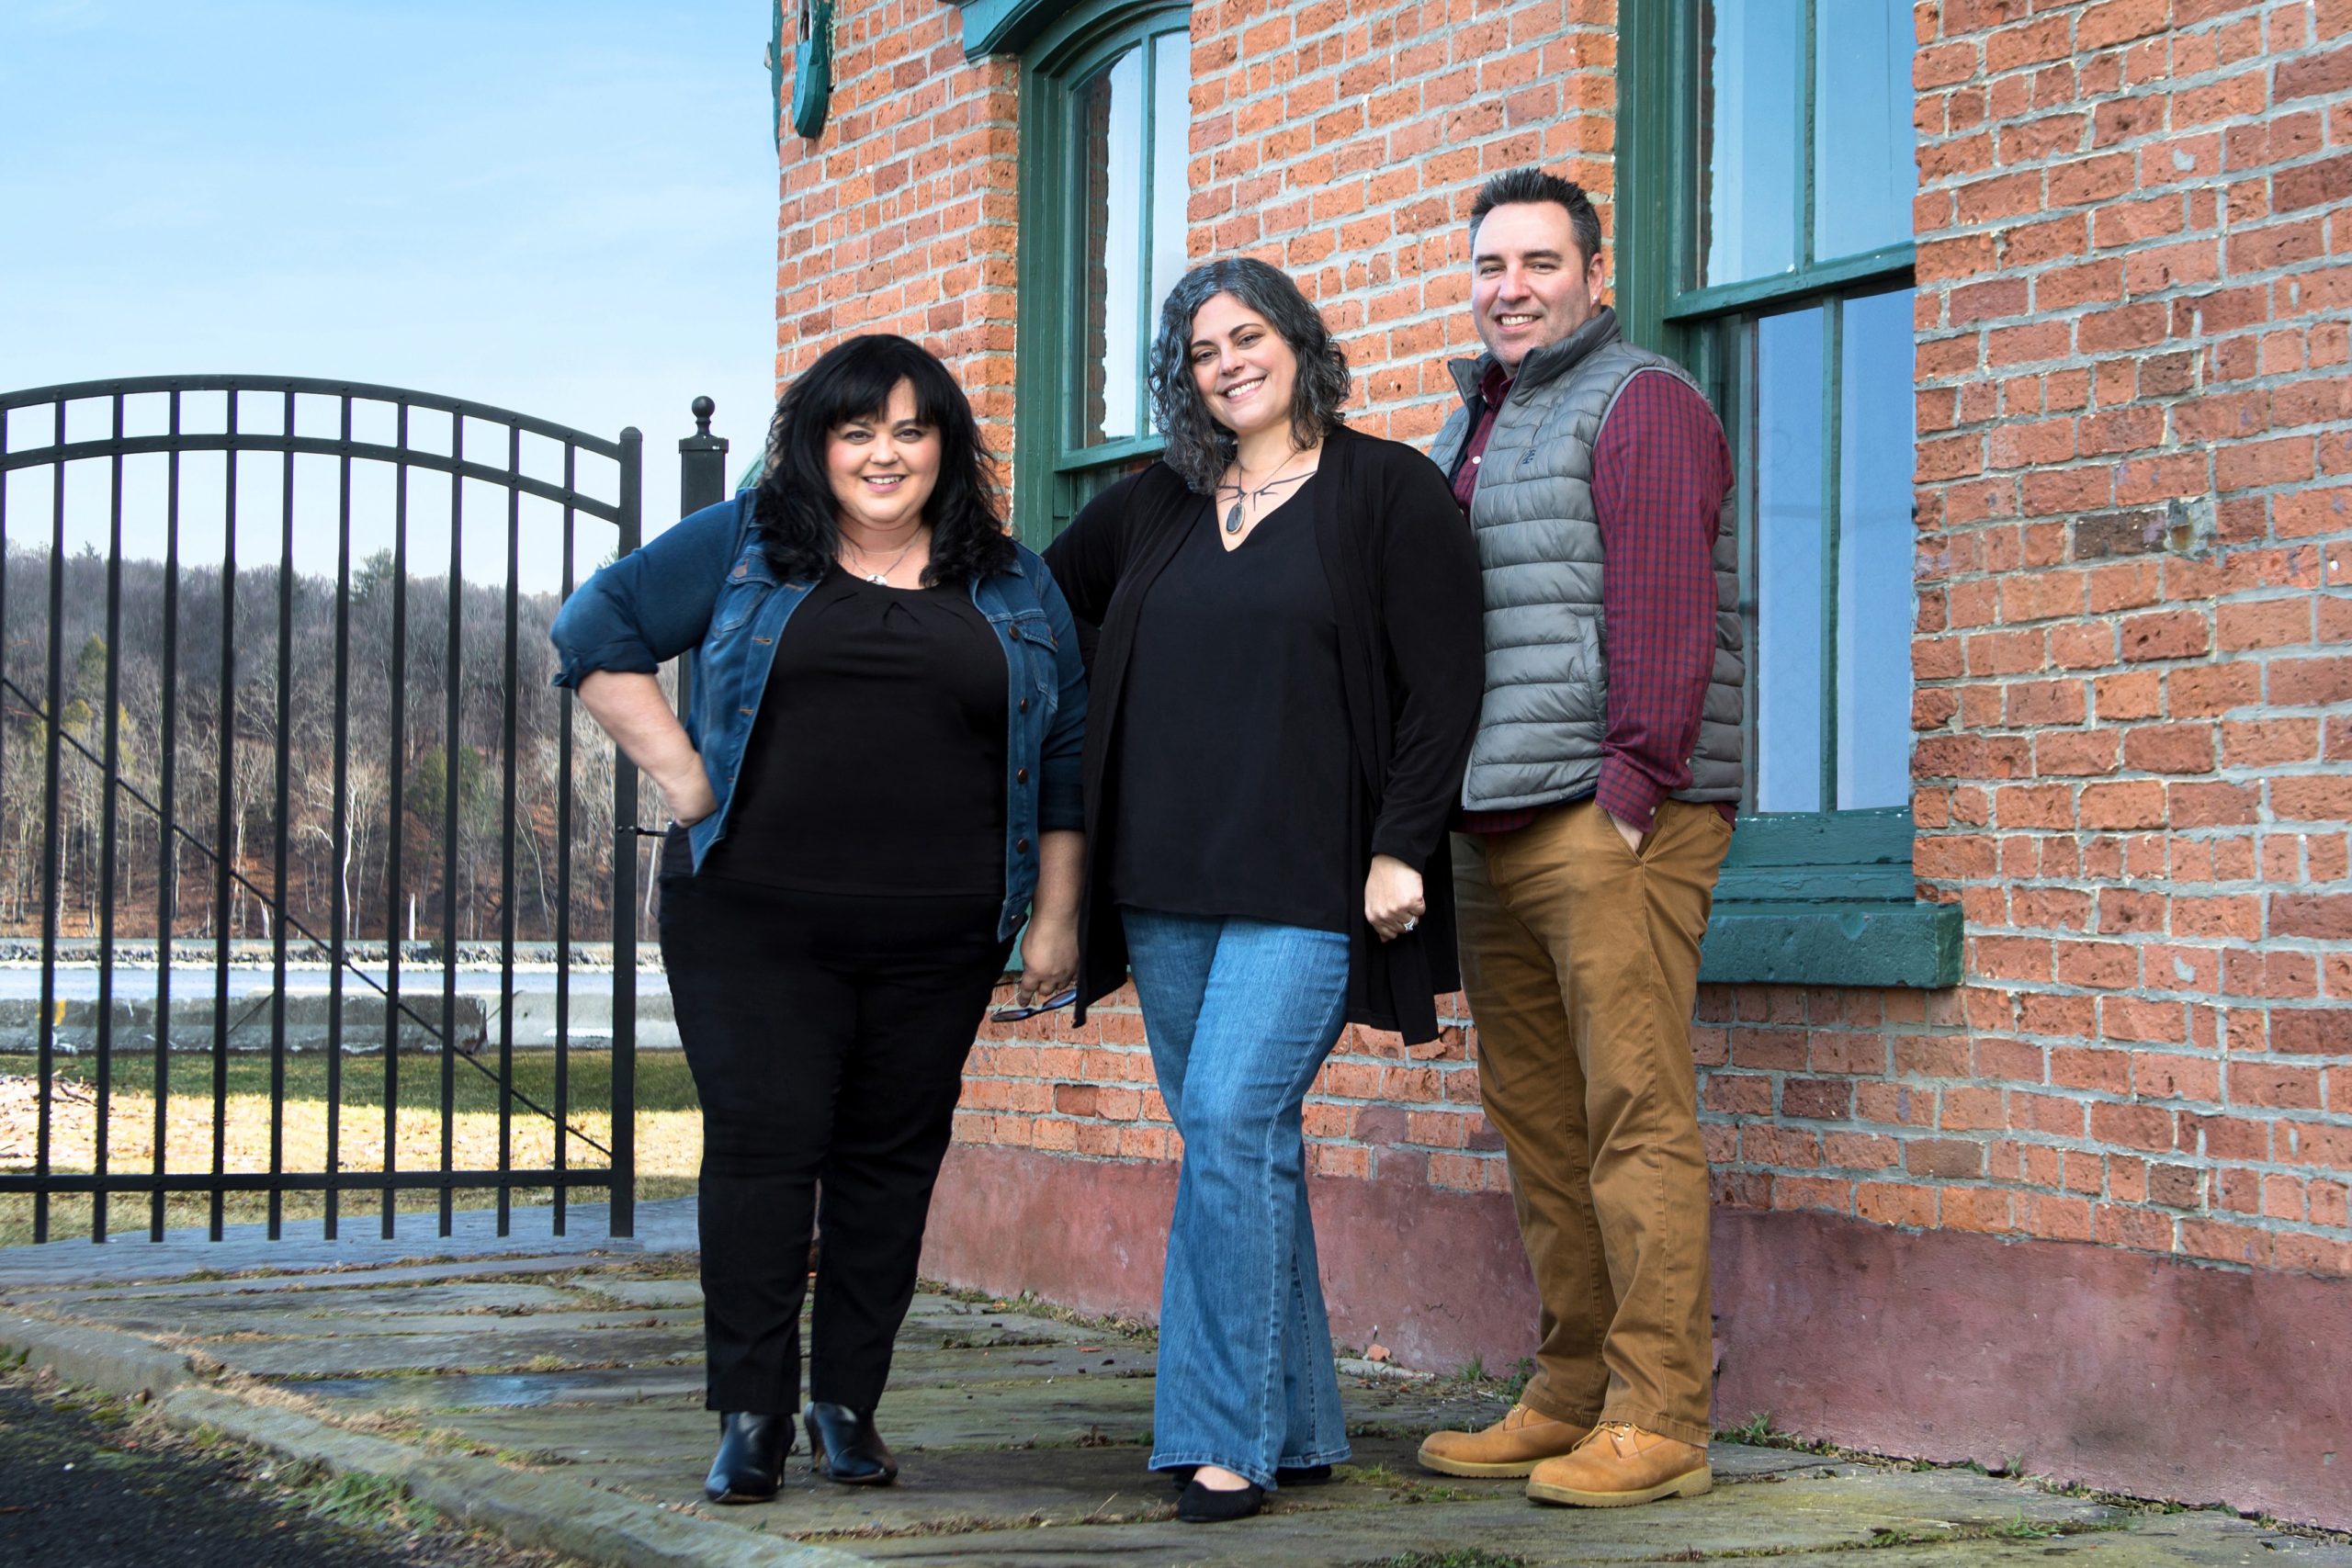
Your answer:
[1042,423,1483,1043]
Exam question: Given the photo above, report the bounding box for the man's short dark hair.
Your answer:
[1469,167,1603,266]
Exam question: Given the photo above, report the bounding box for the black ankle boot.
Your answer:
[1177,1475,1265,1522]
[804,1401,899,1485]
[704,1411,791,1504]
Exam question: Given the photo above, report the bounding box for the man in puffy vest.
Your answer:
[1415,167,1745,1508]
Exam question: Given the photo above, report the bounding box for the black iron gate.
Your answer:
[0,376,725,1246]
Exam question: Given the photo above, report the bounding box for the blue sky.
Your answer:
[0,1,780,576]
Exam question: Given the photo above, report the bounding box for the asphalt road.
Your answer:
[0,1373,569,1568]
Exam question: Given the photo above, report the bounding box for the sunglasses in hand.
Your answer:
[989,985,1079,1024]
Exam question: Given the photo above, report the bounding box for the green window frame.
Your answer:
[1000,0,1193,547]
[1622,0,1959,987]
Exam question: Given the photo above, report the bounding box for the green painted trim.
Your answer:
[1718,806,1915,897]
[1009,0,1188,546]
[1010,51,1061,546]
[955,0,1080,60]
[1664,243,1916,323]
[1700,897,1962,987]
[1716,863,1916,903]
[1725,806,1914,864]
[1054,432,1162,469]
[1800,0,1819,270]
[1709,790,1961,988]
[789,0,835,140]
[1615,0,1673,353]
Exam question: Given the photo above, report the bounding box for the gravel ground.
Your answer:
[0,1367,587,1568]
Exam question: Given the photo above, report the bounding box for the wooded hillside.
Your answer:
[0,544,670,945]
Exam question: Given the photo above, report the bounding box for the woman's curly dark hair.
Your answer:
[1149,257,1352,496]
[751,333,1014,586]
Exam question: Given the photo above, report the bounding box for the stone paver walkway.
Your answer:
[4,1201,2345,1568]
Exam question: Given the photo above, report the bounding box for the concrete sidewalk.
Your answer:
[2,1201,2342,1568]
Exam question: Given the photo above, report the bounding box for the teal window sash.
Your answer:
[1623,0,1957,987]
[1665,243,1914,325]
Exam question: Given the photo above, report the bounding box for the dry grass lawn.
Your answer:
[0,1049,703,1247]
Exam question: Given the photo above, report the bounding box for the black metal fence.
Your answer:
[0,377,729,1246]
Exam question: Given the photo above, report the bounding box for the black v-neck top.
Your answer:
[1110,476,1353,932]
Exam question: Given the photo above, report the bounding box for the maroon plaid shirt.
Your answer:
[1454,363,1735,835]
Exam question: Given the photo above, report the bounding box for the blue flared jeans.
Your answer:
[1122,908,1354,1488]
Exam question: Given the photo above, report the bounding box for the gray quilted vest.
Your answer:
[1430,309,1746,812]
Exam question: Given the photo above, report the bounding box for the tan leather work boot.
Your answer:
[1417,1403,1592,1477]
[1526,1421,1713,1506]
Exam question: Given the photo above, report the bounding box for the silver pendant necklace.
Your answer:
[1216,452,1313,535]
[841,528,923,583]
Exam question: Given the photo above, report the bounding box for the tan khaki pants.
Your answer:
[1453,798,1732,1447]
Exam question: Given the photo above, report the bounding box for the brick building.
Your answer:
[761,0,2351,1525]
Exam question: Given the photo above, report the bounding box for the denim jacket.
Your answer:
[549,492,1088,941]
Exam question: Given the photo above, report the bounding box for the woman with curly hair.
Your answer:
[550,333,1086,1506]
[1045,258,1481,1522]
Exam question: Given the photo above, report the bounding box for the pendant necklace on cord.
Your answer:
[1217,451,1314,535]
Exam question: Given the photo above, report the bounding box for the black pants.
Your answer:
[659,843,1011,1416]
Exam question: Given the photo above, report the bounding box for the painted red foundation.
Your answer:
[922,1145,2352,1529]
[1711,1209,2352,1529]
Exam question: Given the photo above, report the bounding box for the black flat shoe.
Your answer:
[1167,1461,1331,1492]
[704,1411,791,1504]
[1178,1476,1265,1522]
[804,1400,899,1485]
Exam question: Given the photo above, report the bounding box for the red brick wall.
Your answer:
[1883,0,2351,1276]
[773,0,2350,1314]
[1185,0,1621,444]
[774,0,1022,446]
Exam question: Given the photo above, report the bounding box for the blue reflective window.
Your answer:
[1664,1,1918,818]
[1745,288,1917,815]
[1755,306,1825,813]
[1702,0,1802,288]
[1836,287,1917,808]
[1075,46,1145,446]
[1067,22,1190,453]
[1815,0,1918,263]
[1148,38,1190,400]
[1697,0,1918,290]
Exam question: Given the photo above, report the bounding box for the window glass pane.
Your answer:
[1149,32,1190,397]
[1074,45,1143,446]
[1701,0,1801,288]
[1754,306,1825,812]
[1836,288,1916,808]
[1815,0,1917,262]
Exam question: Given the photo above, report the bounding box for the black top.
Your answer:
[711,567,1006,895]
[1112,479,1352,932]
[1044,426,1485,1043]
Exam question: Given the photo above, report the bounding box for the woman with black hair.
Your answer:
[1045,258,1482,1522]
[550,334,1086,1506]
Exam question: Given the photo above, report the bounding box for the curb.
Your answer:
[1,1312,201,1400]
[0,1314,865,1568]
